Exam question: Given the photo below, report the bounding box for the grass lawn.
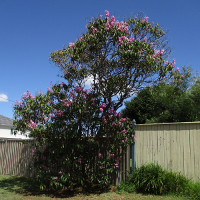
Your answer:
[0,175,186,200]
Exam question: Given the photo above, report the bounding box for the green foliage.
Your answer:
[120,163,200,199]
[126,163,190,195]
[118,181,136,193]
[122,68,200,123]
[183,182,200,199]
[163,170,189,194]
[190,77,200,120]
[128,163,167,195]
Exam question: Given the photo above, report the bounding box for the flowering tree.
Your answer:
[14,84,134,191]
[14,10,183,192]
[50,10,183,110]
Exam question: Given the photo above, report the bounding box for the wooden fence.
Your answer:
[1,121,200,182]
[135,122,200,182]
[0,139,131,184]
[0,139,33,177]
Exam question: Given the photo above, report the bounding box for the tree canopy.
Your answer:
[50,10,183,110]
[122,68,200,124]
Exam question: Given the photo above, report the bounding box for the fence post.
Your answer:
[132,119,136,171]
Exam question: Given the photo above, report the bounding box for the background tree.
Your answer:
[190,76,200,120]
[122,67,200,123]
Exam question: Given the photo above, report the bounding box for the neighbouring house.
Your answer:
[0,115,30,139]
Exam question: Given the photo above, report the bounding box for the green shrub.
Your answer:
[118,181,136,193]
[120,163,200,199]
[128,163,166,194]
[163,170,189,194]
[127,163,190,195]
[183,182,200,200]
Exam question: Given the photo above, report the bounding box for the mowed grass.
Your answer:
[0,175,186,200]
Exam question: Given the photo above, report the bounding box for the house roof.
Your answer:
[0,115,13,127]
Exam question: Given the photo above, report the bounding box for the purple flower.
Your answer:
[112,122,116,126]
[79,36,84,42]
[160,49,165,55]
[42,165,48,170]
[150,42,154,47]
[120,118,127,122]
[105,21,110,30]
[116,157,120,163]
[113,111,117,116]
[102,116,107,123]
[110,153,115,159]
[143,16,149,23]
[165,60,169,65]
[105,10,109,18]
[49,113,54,118]
[42,156,46,161]
[129,37,134,42]
[114,163,119,168]
[69,42,75,48]
[75,86,83,93]
[91,26,98,34]
[63,100,71,107]
[54,109,63,117]
[78,158,82,164]
[142,37,147,42]
[28,120,37,130]
[44,117,49,122]
[121,129,127,134]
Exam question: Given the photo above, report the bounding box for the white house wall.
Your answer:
[0,125,29,139]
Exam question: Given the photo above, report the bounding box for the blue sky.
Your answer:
[0,0,200,119]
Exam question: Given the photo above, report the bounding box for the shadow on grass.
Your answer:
[0,176,74,198]
[0,176,111,198]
